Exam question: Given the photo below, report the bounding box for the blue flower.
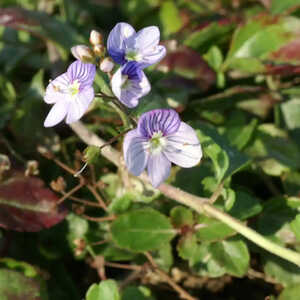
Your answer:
[43,60,96,127]
[107,22,166,68]
[111,61,150,108]
[123,109,202,188]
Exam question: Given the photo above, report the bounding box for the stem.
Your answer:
[69,121,300,267]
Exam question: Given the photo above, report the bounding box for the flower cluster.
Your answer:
[43,23,202,187]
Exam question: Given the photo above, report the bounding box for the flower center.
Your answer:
[149,131,166,154]
[121,75,131,90]
[125,50,142,62]
[69,80,80,97]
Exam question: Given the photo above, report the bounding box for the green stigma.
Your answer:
[150,131,165,153]
[125,50,141,62]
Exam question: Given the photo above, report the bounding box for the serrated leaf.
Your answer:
[111,209,176,252]
[86,280,120,300]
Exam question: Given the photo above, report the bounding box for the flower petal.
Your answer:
[108,22,136,65]
[147,153,171,188]
[67,60,96,89]
[127,26,160,53]
[123,129,149,176]
[44,73,70,104]
[164,122,202,168]
[44,100,69,127]
[139,45,166,68]
[138,109,181,138]
[111,65,151,108]
[65,87,94,124]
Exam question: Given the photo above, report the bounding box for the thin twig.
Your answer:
[57,181,85,204]
[145,252,197,300]
[68,195,103,208]
[86,184,108,212]
[104,261,142,271]
[209,182,224,204]
[81,215,116,222]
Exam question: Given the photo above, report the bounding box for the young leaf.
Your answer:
[86,280,120,300]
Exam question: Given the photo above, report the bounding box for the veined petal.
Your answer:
[164,122,202,168]
[67,60,96,89]
[112,66,151,108]
[139,45,166,68]
[127,26,160,53]
[108,22,135,65]
[44,100,69,127]
[147,152,171,188]
[44,73,70,104]
[123,129,149,176]
[65,87,94,124]
[138,109,181,138]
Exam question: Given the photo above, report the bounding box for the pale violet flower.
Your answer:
[111,61,150,108]
[44,60,96,127]
[123,109,202,188]
[107,22,166,68]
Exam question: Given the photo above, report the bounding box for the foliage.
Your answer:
[1,0,300,299]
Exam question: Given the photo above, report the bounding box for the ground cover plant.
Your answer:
[1,0,300,299]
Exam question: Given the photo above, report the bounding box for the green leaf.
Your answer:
[278,284,300,300]
[281,98,300,130]
[0,268,48,300]
[111,209,176,252]
[210,238,250,277]
[159,1,182,37]
[196,215,236,242]
[122,286,155,300]
[0,258,38,277]
[290,214,300,241]
[170,206,194,228]
[177,233,198,262]
[228,190,262,220]
[194,122,250,182]
[283,171,300,196]
[204,46,224,71]
[184,22,233,53]
[86,280,120,300]
[271,0,300,14]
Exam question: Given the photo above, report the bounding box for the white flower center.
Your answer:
[125,50,142,62]
[149,131,166,154]
[121,75,131,90]
[69,80,80,97]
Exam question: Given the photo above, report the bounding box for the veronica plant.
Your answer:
[123,109,202,187]
[111,61,151,108]
[43,60,96,127]
[107,22,166,68]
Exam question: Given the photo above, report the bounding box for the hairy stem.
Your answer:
[69,121,300,267]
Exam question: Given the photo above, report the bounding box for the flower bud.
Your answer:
[100,57,114,73]
[93,44,105,57]
[89,30,102,46]
[71,45,94,63]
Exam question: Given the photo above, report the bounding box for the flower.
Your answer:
[43,60,96,127]
[123,109,202,187]
[111,61,150,108]
[71,45,94,63]
[107,22,166,68]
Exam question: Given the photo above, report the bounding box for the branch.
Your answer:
[69,121,300,267]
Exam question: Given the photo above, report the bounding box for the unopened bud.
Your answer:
[89,30,102,46]
[100,57,114,73]
[93,44,105,57]
[71,45,94,63]
[25,160,39,177]
[50,176,66,192]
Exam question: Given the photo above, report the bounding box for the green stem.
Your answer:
[108,101,131,129]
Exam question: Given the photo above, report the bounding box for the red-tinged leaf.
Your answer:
[159,44,216,91]
[0,173,67,232]
[271,39,300,63]
[0,8,38,27]
[265,64,300,76]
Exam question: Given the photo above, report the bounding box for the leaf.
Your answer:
[0,268,48,300]
[122,286,155,300]
[196,215,236,242]
[290,214,300,241]
[111,208,176,252]
[278,284,300,300]
[228,190,262,220]
[0,173,67,232]
[86,280,120,300]
[194,122,250,182]
[159,1,182,37]
[209,238,250,277]
[270,0,300,14]
[170,206,194,228]
[281,98,300,130]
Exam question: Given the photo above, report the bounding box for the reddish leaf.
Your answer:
[0,173,67,232]
[271,39,300,63]
[0,8,38,28]
[159,44,216,91]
